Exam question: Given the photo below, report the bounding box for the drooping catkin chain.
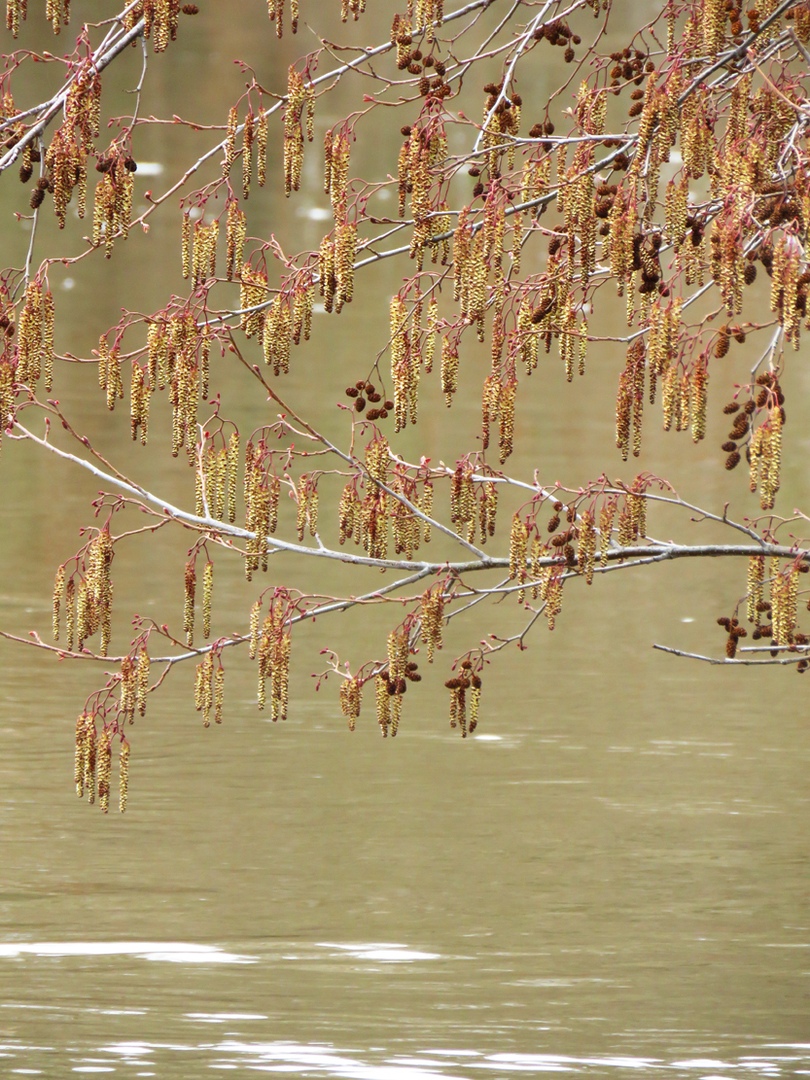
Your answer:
[283,67,314,196]
[92,152,136,258]
[420,584,444,663]
[256,598,291,721]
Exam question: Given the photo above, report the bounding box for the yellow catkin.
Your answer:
[747,555,765,624]
[508,513,528,587]
[202,560,213,639]
[52,564,65,640]
[183,560,196,647]
[119,741,130,813]
[214,664,225,724]
[339,676,362,732]
[97,728,112,814]
[420,584,445,662]
[75,713,88,797]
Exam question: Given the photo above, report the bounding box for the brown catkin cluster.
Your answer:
[92,152,135,257]
[284,67,314,196]
[16,279,54,391]
[420,583,445,662]
[446,660,481,737]
[256,596,291,720]
[339,675,362,731]
[143,0,180,52]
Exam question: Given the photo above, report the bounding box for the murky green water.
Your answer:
[0,4,808,1078]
